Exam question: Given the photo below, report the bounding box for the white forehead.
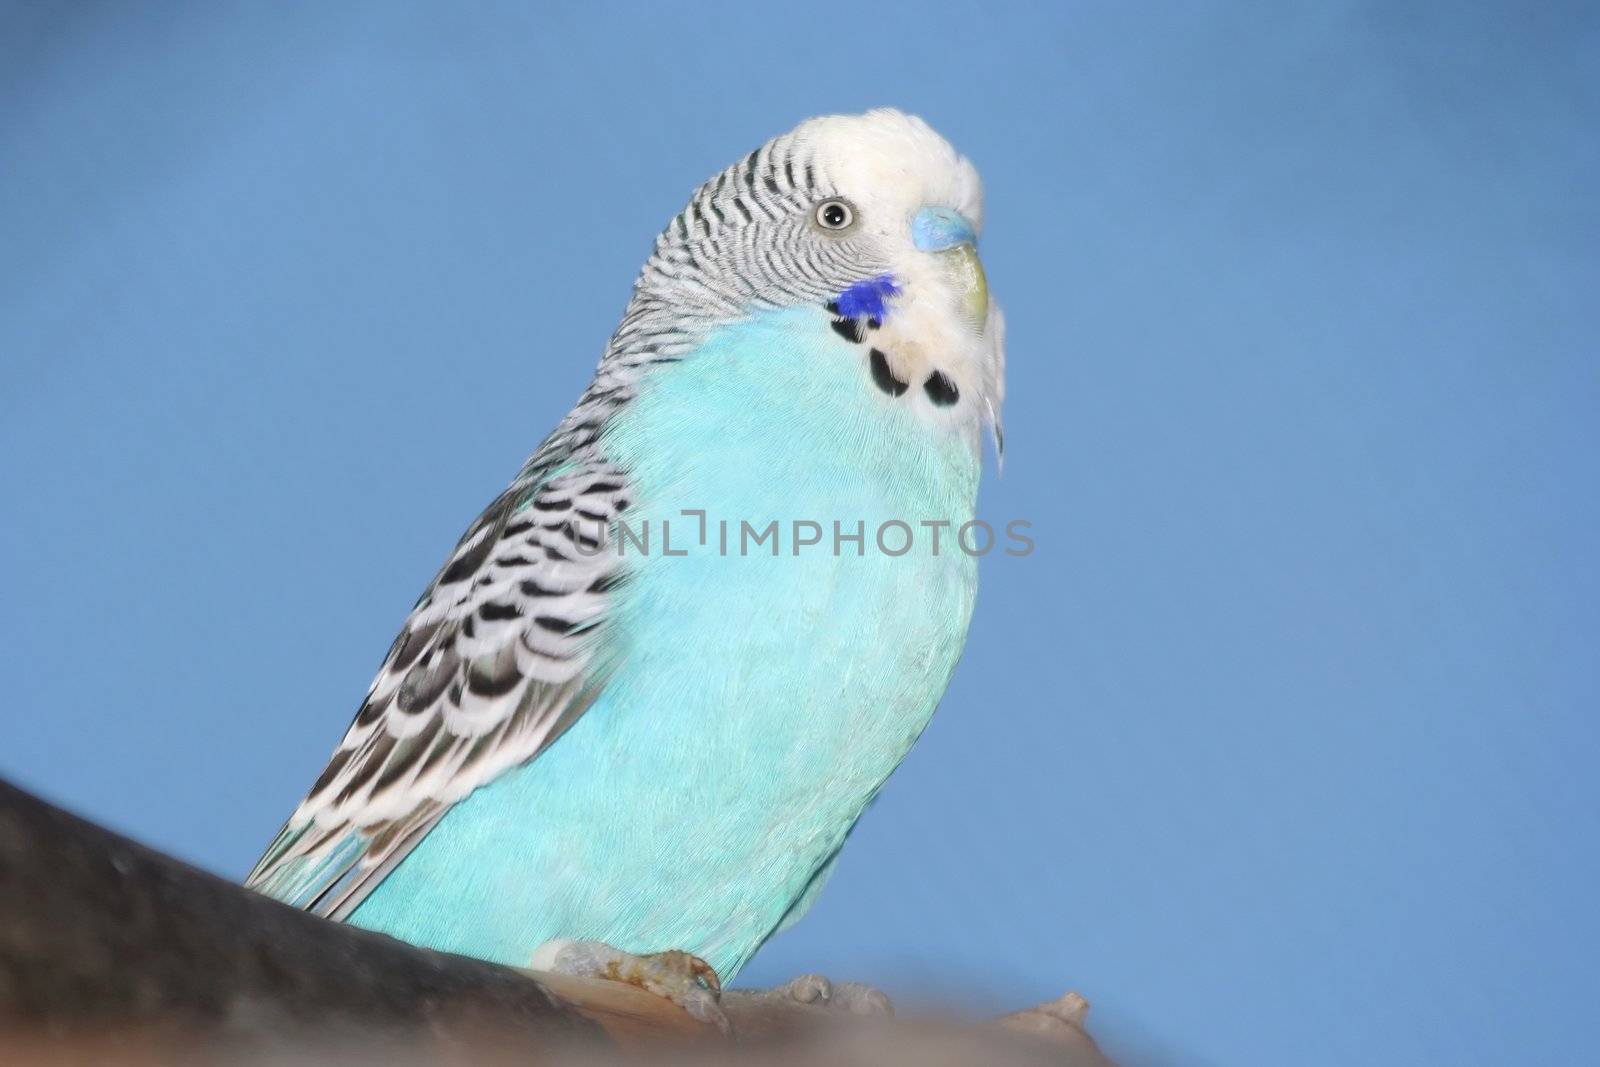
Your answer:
[788,109,984,234]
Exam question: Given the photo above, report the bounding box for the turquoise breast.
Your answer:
[349,307,980,981]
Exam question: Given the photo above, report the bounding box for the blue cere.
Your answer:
[912,206,977,252]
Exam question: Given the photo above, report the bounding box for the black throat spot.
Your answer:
[870,349,910,397]
[830,316,864,344]
[924,371,960,407]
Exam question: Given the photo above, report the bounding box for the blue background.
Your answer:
[2,3,1595,1064]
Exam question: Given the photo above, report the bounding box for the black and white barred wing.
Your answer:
[246,462,629,919]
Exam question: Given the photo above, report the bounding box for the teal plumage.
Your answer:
[351,309,978,978]
[249,110,1004,985]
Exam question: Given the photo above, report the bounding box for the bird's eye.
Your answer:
[814,199,854,230]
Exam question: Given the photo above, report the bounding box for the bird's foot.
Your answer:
[530,938,729,1034]
[767,972,894,1016]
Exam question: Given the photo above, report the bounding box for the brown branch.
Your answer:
[0,779,1112,1064]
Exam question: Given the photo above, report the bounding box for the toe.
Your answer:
[676,985,732,1035]
[777,973,833,1006]
[530,939,731,1035]
[768,974,892,1016]
[650,948,722,994]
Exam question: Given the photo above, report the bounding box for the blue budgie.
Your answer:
[248,109,1005,1025]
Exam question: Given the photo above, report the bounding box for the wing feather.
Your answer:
[246,458,629,918]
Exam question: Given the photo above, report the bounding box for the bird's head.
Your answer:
[625,108,1004,455]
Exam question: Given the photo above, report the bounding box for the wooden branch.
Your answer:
[0,779,1112,1063]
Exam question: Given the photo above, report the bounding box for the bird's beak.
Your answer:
[913,207,988,332]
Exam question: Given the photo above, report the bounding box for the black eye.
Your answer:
[815,199,854,230]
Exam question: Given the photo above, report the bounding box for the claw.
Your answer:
[649,947,721,994]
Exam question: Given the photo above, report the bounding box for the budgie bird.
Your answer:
[248,109,1005,1025]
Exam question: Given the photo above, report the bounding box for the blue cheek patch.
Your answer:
[834,274,901,323]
